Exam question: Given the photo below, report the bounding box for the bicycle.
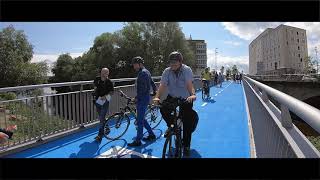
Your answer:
[201,79,210,100]
[102,90,162,140]
[160,97,188,158]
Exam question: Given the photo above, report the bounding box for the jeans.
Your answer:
[95,100,109,137]
[136,97,154,142]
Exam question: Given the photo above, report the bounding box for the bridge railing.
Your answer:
[0,76,202,155]
[243,76,320,158]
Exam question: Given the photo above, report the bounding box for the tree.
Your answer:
[232,65,238,75]
[304,56,316,74]
[0,25,48,88]
[226,68,231,76]
[220,66,225,75]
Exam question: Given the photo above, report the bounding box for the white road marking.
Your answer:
[201,103,208,107]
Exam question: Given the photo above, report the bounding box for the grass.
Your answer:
[1,99,71,147]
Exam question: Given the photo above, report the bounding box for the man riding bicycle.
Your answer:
[153,51,197,157]
[201,67,211,96]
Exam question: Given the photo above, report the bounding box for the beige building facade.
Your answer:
[187,39,207,75]
[249,24,308,75]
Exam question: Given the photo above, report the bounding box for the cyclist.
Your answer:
[93,68,114,143]
[201,67,211,96]
[127,56,157,147]
[153,51,197,157]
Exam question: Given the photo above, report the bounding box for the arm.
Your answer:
[185,67,196,103]
[153,69,168,103]
[154,82,167,100]
[150,77,157,94]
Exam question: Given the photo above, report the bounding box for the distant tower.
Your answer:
[189,34,192,40]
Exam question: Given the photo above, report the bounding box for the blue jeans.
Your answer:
[136,98,155,142]
[95,100,109,137]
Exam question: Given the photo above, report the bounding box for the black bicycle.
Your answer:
[202,79,210,100]
[103,90,162,140]
[160,97,188,158]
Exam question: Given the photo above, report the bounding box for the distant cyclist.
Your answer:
[201,67,211,92]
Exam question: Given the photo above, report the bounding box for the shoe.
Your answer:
[142,134,156,141]
[94,135,102,143]
[104,126,110,135]
[127,140,142,147]
[164,128,170,138]
[183,147,190,157]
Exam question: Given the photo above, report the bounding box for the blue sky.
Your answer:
[1,22,319,73]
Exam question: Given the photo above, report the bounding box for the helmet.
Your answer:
[168,51,183,63]
[131,56,144,64]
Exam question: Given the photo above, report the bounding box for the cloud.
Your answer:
[223,40,242,46]
[221,22,320,56]
[207,48,249,73]
[31,52,84,76]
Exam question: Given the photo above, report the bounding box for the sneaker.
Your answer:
[104,126,110,135]
[183,147,190,157]
[127,140,142,147]
[164,128,170,138]
[94,135,102,143]
[142,134,156,141]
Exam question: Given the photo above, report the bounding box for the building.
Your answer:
[187,37,207,75]
[249,24,308,75]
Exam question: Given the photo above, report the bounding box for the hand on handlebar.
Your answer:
[153,97,160,105]
[186,95,196,103]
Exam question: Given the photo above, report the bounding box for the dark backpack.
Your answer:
[190,109,199,133]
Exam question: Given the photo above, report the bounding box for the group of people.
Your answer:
[93,51,198,157]
[233,72,243,84]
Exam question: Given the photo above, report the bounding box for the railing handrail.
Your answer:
[0,75,202,93]
[244,76,320,134]
[0,76,162,93]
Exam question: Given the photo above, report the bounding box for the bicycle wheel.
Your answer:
[162,131,182,158]
[145,105,162,129]
[162,135,173,158]
[104,113,130,140]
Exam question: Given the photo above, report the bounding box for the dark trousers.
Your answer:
[160,96,194,148]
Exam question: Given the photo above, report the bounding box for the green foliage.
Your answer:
[307,136,320,152]
[5,100,69,142]
[0,92,17,100]
[0,25,48,88]
[50,22,196,92]
[232,65,238,75]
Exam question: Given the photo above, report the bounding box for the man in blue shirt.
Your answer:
[153,51,198,157]
[128,56,157,147]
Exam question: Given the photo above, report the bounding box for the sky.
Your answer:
[1,22,319,75]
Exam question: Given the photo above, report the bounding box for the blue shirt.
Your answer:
[136,67,156,102]
[160,64,193,99]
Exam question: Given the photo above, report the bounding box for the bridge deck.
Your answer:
[5,81,250,158]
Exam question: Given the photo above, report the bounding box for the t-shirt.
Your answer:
[202,71,211,81]
[160,64,193,99]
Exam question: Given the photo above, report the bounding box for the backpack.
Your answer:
[190,109,199,133]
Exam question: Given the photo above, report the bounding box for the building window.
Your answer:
[287,41,288,45]
[298,46,300,50]
[297,39,299,43]
[298,54,300,57]
[300,58,302,62]
[297,32,299,35]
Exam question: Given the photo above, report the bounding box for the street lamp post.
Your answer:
[215,48,218,71]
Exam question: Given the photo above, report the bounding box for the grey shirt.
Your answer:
[160,64,194,99]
